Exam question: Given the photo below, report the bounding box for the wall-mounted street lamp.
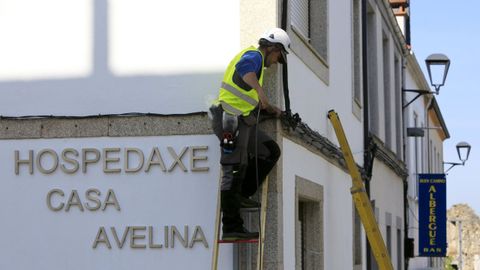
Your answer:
[406,126,442,137]
[444,142,472,173]
[403,53,451,109]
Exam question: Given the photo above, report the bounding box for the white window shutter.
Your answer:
[291,0,309,38]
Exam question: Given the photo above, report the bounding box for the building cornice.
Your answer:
[428,98,450,140]
[405,52,431,91]
[376,0,409,55]
[0,113,211,139]
[1,113,407,180]
[371,135,409,178]
[280,118,368,179]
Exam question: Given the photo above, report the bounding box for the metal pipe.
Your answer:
[458,220,463,270]
[281,0,291,113]
[360,0,373,269]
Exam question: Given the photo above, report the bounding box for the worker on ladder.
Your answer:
[209,28,290,240]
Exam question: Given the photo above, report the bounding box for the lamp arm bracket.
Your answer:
[443,161,465,173]
[402,89,437,109]
[443,161,463,165]
[402,89,435,94]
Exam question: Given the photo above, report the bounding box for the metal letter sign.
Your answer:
[418,173,447,256]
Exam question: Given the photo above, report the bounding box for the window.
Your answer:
[298,200,322,270]
[413,113,420,198]
[352,0,362,119]
[367,5,379,136]
[295,176,324,270]
[353,209,362,267]
[420,122,424,172]
[385,212,392,257]
[397,228,402,270]
[291,0,309,40]
[383,33,392,149]
[386,225,392,256]
[290,0,328,60]
[289,0,329,82]
[369,206,380,270]
[396,216,404,269]
[394,55,402,159]
[428,140,434,173]
[437,152,441,173]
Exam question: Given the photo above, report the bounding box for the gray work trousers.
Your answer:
[210,105,281,232]
[210,105,279,191]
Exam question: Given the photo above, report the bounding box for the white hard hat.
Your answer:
[260,28,291,63]
[260,28,291,50]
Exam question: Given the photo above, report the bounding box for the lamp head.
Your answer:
[456,141,471,163]
[425,53,450,93]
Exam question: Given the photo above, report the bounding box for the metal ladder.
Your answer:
[211,174,269,270]
[328,110,394,270]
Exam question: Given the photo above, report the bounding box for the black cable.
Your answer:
[0,111,206,120]
[281,0,291,114]
[255,107,262,244]
[281,63,291,114]
[360,0,373,267]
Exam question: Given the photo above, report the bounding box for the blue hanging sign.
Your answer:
[418,173,447,257]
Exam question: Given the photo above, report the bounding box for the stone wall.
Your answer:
[447,204,480,270]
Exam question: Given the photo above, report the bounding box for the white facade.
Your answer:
[282,139,353,270]
[0,0,450,269]
[0,136,235,269]
[363,1,408,270]
[404,55,449,270]
[0,0,240,116]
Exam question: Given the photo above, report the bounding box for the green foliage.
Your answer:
[444,256,457,270]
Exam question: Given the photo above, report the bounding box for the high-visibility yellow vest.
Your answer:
[218,46,264,116]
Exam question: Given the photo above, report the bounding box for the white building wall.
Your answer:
[373,4,386,142]
[371,162,404,223]
[370,161,405,268]
[282,0,365,268]
[404,58,429,269]
[0,0,241,116]
[2,0,440,269]
[364,3,407,269]
[287,0,363,165]
[0,135,233,270]
[283,138,353,270]
[404,53,448,269]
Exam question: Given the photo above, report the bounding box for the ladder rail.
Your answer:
[211,174,269,270]
[256,177,269,270]
[328,110,394,270]
[211,172,223,270]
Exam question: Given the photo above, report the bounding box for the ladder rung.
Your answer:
[212,177,269,270]
[218,239,259,244]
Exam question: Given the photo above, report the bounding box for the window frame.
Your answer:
[295,176,324,270]
[288,0,329,84]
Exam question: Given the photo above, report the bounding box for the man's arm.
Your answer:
[242,72,282,116]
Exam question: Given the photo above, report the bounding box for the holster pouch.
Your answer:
[221,111,239,153]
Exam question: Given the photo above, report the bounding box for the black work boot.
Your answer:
[221,165,258,240]
[221,191,258,240]
[221,189,244,236]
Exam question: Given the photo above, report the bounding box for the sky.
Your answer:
[409,0,480,214]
